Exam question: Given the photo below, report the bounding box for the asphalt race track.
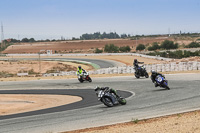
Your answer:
[0,58,125,68]
[0,73,200,133]
[0,89,132,120]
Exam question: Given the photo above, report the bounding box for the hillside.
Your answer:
[3,38,170,54]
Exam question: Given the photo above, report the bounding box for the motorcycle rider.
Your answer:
[151,70,165,87]
[95,86,119,97]
[133,59,144,75]
[77,66,86,79]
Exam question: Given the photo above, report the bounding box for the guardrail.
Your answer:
[6,53,172,61]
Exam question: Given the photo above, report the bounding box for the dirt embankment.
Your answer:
[3,38,170,54]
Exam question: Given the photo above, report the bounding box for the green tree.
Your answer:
[119,46,131,52]
[21,38,29,42]
[148,42,160,51]
[29,38,35,42]
[160,40,178,50]
[136,44,145,51]
[104,44,119,53]
[94,48,103,53]
[185,42,200,48]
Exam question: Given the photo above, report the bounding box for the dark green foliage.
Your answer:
[21,38,36,42]
[147,50,200,59]
[0,42,14,52]
[120,34,128,38]
[160,40,178,50]
[148,42,160,51]
[0,71,15,78]
[185,42,200,48]
[80,32,120,40]
[28,69,39,74]
[95,48,103,53]
[21,38,29,42]
[136,44,145,51]
[119,46,131,52]
[29,38,35,42]
[104,44,119,53]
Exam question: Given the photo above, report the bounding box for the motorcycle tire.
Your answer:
[166,86,170,90]
[102,97,114,107]
[135,73,140,79]
[145,72,149,78]
[118,97,126,105]
[79,79,84,83]
[88,77,92,82]
[163,81,170,90]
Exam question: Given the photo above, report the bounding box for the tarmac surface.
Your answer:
[0,73,200,133]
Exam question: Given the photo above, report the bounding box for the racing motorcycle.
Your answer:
[155,75,170,90]
[95,87,126,107]
[77,71,92,83]
[134,65,149,79]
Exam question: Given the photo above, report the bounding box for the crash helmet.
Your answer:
[78,65,81,70]
[94,86,100,91]
[151,70,156,74]
[134,59,137,62]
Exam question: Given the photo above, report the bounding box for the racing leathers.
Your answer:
[151,72,164,87]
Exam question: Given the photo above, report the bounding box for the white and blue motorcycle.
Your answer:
[155,75,170,90]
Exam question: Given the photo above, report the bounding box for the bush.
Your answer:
[160,40,178,50]
[148,42,160,51]
[136,44,145,51]
[119,46,131,52]
[104,44,119,53]
[185,42,200,48]
[147,50,200,59]
[94,48,103,53]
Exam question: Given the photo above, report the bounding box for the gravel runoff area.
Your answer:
[0,94,82,116]
[64,110,200,133]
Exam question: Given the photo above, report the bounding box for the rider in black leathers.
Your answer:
[151,70,165,87]
[95,86,119,97]
[133,59,144,75]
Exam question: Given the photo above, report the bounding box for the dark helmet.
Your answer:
[78,65,81,70]
[134,59,137,62]
[151,70,156,74]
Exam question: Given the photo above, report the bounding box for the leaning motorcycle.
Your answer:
[155,75,170,90]
[77,72,92,83]
[134,65,149,79]
[95,88,126,107]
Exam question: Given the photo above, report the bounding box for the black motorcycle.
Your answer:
[95,88,126,107]
[134,65,149,79]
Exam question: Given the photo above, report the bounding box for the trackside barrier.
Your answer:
[43,61,200,77]
[7,53,171,61]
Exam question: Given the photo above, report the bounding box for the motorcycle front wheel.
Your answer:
[102,97,114,107]
[88,77,92,82]
[118,97,126,105]
[135,73,140,79]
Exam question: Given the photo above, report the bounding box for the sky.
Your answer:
[0,0,200,40]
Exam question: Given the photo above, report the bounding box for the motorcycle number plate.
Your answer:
[157,77,163,82]
[98,90,104,98]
